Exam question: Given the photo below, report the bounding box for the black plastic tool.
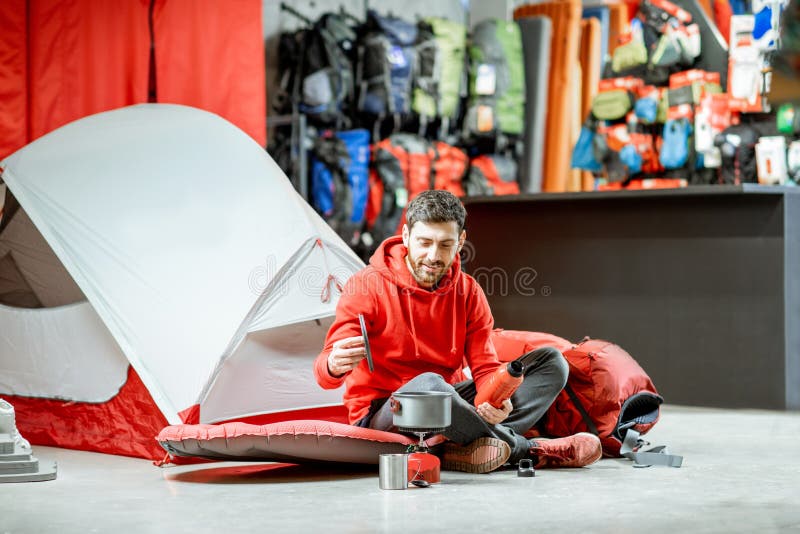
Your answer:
[358,313,374,373]
[517,458,535,477]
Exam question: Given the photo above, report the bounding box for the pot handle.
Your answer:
[389,398,401,414]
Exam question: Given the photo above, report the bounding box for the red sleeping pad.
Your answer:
[156,420,443,464]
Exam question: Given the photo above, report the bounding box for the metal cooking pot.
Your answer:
[389,391,452,432]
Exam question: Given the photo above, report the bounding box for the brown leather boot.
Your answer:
[442,437,511,474]
[528,432,602,468]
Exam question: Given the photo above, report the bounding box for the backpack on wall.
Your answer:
[463,154,520,196]
[366,134,433,246]
[365,134,467,248]
[464,19,525,139]
[310,129,370,244]
[274,12,357,127]
[356,10,418,119]
[412,17,467,124]
[430,141,468,197]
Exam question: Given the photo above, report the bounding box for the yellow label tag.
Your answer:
[477,105,494,132]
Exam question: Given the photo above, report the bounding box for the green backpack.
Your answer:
[412,17,467,121]
[465,19,525,137]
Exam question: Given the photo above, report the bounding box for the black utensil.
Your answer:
[358,313,374,373]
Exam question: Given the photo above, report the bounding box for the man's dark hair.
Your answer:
[406,190,466,232]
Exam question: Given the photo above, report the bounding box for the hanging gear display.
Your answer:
[365,134,468,250]
[411,17,467,124]
[356,10,418,119]
[713,124,760,184]
[464,19,525,140]
[463,154,521,196]
[311,129,371,244]
[274,10,357,128]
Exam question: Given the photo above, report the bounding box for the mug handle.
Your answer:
[407,456,423,483]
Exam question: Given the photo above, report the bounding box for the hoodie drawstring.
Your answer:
[406,291,420,358]
[451,288,457,357]
[405,286,458,360]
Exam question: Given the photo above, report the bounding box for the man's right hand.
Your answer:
[327,336,366,377]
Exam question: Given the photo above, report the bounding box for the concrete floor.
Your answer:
[2,405,798,533]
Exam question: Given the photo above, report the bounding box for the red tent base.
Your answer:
[5,366,168,460]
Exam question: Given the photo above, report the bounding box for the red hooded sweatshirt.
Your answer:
[314,235,502,424]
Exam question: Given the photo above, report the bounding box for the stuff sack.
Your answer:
[464,19,525,137]
[619,144,643,174]
[492,330,663,457]
[464,154,521,195]
[591,89,635,121]
[571,123,603,172]
[611,34,648,73]
[634,96,658,123]
[713,124,760,184]
[357,10,418,117]
[659,118,691,169]
[412,17,467,120]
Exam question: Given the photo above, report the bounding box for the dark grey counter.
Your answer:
[463,185,799,410]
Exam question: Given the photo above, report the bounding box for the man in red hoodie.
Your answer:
[314,190,601,473]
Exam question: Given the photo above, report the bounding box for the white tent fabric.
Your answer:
[0,302,129,401]
[0,104,362,425]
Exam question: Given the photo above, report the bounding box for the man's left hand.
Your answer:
[476,399,513,425]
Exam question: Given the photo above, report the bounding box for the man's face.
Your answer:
[402,220,465,288]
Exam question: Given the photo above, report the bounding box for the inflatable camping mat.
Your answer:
[156,330,571,464]
[156,420,444,464]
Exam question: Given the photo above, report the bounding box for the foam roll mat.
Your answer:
[579,17,602,191]
[581,6,609,70]
[156,420,444,464]
[606,2,630,60]
[515,0,583,193]
[517,16,552,194]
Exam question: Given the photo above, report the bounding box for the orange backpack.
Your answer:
[463,154,521,196]
[365,134,467,246]
[491,329,663,457]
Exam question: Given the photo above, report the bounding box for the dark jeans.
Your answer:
[359,347,568,464]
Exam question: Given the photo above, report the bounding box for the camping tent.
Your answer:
[0,104,362,459]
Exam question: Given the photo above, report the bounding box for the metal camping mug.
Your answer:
[378,453,409,490]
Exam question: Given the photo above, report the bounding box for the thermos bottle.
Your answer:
[474,360,525,408]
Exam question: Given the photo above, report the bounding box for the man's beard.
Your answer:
[408,257,449,287]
